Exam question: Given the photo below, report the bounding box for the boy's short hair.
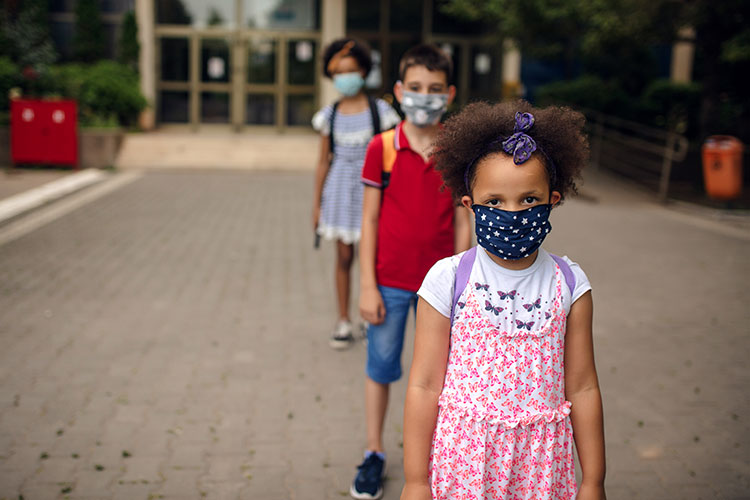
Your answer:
[433,100,589,202]
[398,44,453,83]
[322,38,372,79]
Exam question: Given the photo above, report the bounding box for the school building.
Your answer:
[44,0,518,132]
[46,0,694,135]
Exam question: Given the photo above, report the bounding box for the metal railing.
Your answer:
[586,111,689,201]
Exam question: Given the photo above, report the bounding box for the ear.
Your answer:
[550,190,562,207]
[446,85,457,105]
[393,80,403,103]
[461,195,474,211]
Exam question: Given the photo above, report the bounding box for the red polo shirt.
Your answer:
[362,122,456,292]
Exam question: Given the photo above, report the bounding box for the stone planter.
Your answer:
[0,127,9,167]
[79,128,124,169]
[0,126,124,169]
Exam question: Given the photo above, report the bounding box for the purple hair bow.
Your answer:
[464,110,555,192]
[502,112,537,165]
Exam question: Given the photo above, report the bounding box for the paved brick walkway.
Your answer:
[0,169,747,499]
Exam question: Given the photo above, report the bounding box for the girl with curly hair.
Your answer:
[401,101,606,500]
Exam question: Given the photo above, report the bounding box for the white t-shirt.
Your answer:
[418,247,591,330]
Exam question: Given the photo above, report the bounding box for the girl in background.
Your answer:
[312,39,400,349]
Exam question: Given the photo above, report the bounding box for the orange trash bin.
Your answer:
[702,135,744,200]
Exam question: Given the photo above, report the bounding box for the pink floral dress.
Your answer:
[429,263,577,499]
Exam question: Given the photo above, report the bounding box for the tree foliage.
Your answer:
[444,0,750,138]
[0,0,58,71]
[442,0,680,82]
[118,10,139,71]
[73,0,106,63]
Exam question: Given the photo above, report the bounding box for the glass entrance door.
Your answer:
[155,0,320,130]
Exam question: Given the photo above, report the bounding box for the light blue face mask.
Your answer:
[333,72,365,96]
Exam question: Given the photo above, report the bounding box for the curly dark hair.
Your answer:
[433,100,589,203]
[322,38,372,79]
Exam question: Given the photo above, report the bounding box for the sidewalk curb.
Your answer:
[0,169,107,225]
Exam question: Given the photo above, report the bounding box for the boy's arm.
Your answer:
[565,291,607,500]
[453,205,472,253]
[402,300,450,499]
[359,184,385,324]
[312,135,331,229]
[360,136,386,325]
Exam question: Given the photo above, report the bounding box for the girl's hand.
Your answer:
[312,203,320,230]
[359,285,385,325]
[576,482,606,500]
[400,482,432,500]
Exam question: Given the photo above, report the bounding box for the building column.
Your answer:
[670,27,695,83]
[319,0,346,107]
[501,39,522,100]
[136,0,156,130]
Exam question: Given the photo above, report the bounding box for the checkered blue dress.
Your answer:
[312,99,400,244]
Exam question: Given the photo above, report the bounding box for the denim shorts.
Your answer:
[366,285,418,384]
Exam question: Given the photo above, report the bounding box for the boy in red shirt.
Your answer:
[351,44,472,499]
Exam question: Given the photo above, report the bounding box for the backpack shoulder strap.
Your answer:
[328,100,340,155]
[380,127,397,188]
[451,246,478,322]
[368,96,381,135]
[549,253,576,297]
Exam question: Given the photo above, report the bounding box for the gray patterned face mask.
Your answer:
[399,90,449,127]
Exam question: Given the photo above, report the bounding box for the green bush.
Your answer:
[535,75,631,115]
[77,61,147,127]
[0,57,21,110]
[44,61,147,127]
[536,74,707,139]
[640,79,702,135]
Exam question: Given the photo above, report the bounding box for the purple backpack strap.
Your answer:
[451,246,477,321]
[550,253,576,297]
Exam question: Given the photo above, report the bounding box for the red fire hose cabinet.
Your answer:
[10,99,78,167]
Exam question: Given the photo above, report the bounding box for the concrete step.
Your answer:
[115,129,320,171]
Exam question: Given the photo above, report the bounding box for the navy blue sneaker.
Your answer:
[350,452,385,499]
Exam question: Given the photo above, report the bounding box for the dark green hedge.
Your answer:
[535,75,703,139]
[1,58,147,127]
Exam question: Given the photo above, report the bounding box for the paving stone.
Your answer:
[0,170,747,497]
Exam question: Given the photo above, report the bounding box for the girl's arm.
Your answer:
[359,185,385,325]
[453,205,472,253]
[312,135,331,229]
[565,291,607,500]
[401,300,451,500]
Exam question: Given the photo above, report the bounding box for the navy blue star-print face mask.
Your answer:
[472,204,552,260]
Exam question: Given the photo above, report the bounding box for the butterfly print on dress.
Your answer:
[515,319,535,330]
[484,300,504,316]
[523,298,542,311]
